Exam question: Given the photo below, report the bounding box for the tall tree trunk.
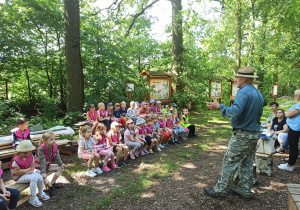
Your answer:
[25,67,32,108]
[5,79,8,100]
[44,29,53,98]
[64,0,84,112]
[258,18,268,87]
[56,32,65,108]
[235,0,242,72]
[248,0,255,66]
[171,0,184,92]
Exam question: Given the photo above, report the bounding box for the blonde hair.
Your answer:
[96,123,106,133]
[40,131,55,145]
[121,101,126,106]
[130,101,135,107]
[295,89,300,101]
[151,115,157,120]
[166,113,172,117]
[98,102,104,108]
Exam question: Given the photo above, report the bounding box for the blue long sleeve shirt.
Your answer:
[219,84,264,131]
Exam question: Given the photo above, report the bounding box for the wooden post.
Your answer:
[168,76,172,105]
[128,92,130,100]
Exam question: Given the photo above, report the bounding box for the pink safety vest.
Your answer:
[33,144,58,170]
[98,109,106,118]
[158,120,166,128]
[0,168,3,178]
[140,108,146,115]
[166,119,173,127]
[10,155,33,181]
[136,126,145,135]
[94,134,109,152]
[106,110,113,117]
[111,132,120,143]
[14,128,30,139]
[149,105,156,113]
[88,111,98,121]
[156,106,161,113]
[145,125,153,134]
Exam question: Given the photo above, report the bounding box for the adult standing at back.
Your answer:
[205,66,264,200]
[278,89,300,171]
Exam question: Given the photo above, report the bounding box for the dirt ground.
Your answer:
[3,120,297,210]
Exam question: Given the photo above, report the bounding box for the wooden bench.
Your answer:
[287,184,300,210]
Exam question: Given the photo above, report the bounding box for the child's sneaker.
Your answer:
[95,167,103,174]
[123,159,130,165]
[130,152,135,159]
[157,147,162,152]
[86,169,97,177]
[102,165,111,172]
[116,161,123,168]
[182,136,187,141]
[140,150,145,156]
[29,196,43,207]
[159,144,165,148]
[135,151,140,157]
[111,163,119,169]
[149,149,154,154]
[39,192,50,201]
[143,149,149,154]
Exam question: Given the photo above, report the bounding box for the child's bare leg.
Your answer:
[123,146,129,159]
[94,153,100,166]
[88,154,95,168]
[48,164,64,185]
[150,140,154,149]
[154,138,158,147]
[116,147,122,162]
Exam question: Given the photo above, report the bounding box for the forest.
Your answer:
[0,0,299,133]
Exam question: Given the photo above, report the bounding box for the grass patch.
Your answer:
[193,142,210,151]
[96,196,112,209]
[177,151,197,159]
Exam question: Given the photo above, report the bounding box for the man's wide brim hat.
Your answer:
[234,66,258,78]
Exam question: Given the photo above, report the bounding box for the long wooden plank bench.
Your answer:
[287,183,300,210]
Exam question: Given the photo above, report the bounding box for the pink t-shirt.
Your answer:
[124,129,135,143]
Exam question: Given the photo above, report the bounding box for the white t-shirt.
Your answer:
[78,137,94,157]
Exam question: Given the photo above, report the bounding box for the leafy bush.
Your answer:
[36,98,63,119]
[60,112,85,127]
[0,100,24,134]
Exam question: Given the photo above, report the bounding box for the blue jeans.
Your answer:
[130,117,139,124]
[173,128,184,134]
[282,136,289,149]
[0,188,20,210]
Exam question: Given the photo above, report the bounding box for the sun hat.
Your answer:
[107,102,113,107]
[165,105,170,108]
[126,119,134,125]
[136,118,146,125]
[111,122,121,128]
[89,104,95,108]
[16,140,36,152]
[234,66,258,78]
[171,103,177,107]
[140,102,147,106]
[135,102,139,105]
[115,103,120,107]
[156,100,161,104]
[150,99,155,103]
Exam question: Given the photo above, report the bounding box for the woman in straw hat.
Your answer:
[10,140,50,207]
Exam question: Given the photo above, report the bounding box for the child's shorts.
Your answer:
[153,134,157,139]
[145,136,152,145]
[81,153,91,160]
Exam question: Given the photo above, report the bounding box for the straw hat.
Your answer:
[234,66,258,78]
[16,140,36,152]
[111,122,121,128]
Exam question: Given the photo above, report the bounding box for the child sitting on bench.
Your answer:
[0,161,20,210]
[10,140,49,207]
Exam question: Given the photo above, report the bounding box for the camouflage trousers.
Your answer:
[214,129,260,196]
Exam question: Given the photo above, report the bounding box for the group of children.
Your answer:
[80,100,197,177]
[0,100,197,209]
[0,118,66,208]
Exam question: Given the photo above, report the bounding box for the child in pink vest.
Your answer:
[34,131,66,197]
[86,104,99,134]
[10,140,49,207]
[108,122,130,168]
[0,160,20,210]
[149,99,156,113]
[135,118,148,156]
[145,118,160,153]
[11,118,36,149]
[94,123,119,172]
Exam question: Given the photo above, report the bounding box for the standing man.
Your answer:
[204,66,264,200]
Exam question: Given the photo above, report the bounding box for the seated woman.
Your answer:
[261,102,279,128]
[267,109,288,151]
